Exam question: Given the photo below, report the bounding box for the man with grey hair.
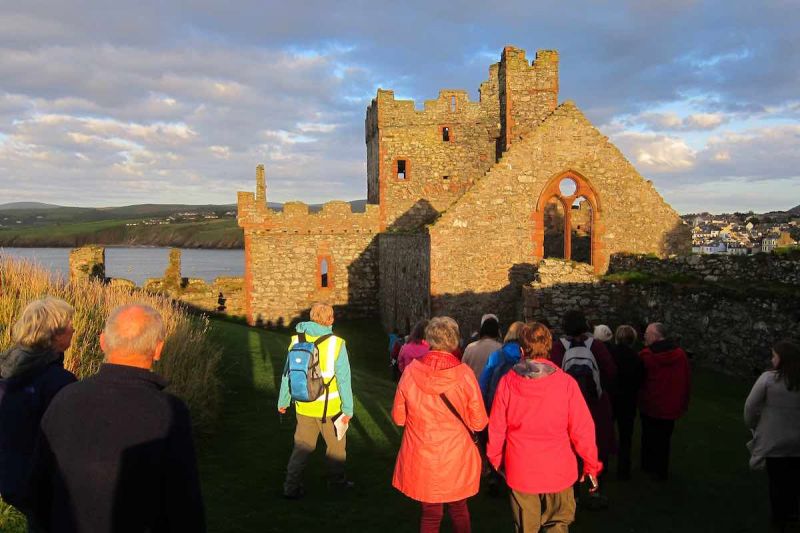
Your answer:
[638,322,691,481]
[28,304,206,532]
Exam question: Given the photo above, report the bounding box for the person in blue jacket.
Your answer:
[278,303,354,499]
[479,321,525,411]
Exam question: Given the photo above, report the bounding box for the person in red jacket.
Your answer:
[488,322,601,532]
[392,316,488,533]
[638,322,691,481]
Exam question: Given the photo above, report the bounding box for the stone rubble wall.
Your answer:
[523,257,800,377]
[367,86,501,230]
[68,245,245,317]
[378,232,431,333]
[500,47,559,150]
[69,245,105,281]
[245,232,378,326]
[427,102,689,328]
[609,253,800,285]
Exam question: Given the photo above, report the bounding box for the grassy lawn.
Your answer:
[200,319,769,532]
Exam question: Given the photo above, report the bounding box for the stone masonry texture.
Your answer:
[523,256,800,378]
[239,45,690,330]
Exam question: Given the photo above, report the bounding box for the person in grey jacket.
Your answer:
[744,340,800,531]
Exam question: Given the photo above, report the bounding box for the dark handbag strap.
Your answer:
[439,393,478,445]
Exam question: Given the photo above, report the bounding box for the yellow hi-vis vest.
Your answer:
[289,333,344,419]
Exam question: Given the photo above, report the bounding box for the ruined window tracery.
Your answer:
[538,175,596,266]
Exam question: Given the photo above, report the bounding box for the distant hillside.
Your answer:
[0,200,368,248]
[789,204,800,216]
[0,202,62,210]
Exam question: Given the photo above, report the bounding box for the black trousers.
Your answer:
[640,414,675,480]
[766,457,800,528]
[614,401,636,478]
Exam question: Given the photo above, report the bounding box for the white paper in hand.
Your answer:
[333,413,349,441]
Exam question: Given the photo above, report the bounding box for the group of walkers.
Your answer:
[385,311,692,531]
[1,296,798,532]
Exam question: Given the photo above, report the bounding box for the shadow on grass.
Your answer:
[199,318,769,533]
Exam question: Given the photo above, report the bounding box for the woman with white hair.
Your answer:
[392,316,488,532]
[0,297,77,515]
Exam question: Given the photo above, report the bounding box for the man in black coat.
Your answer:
[28,304,205,533]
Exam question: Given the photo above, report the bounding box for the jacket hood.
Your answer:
[512,359,557,380]
[295,321,333,337]
[408,355,465,395]
[0,345,61,379]
[644,340,685,366]
[500,341,522,363]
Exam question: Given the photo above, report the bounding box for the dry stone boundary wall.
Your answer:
[523,257,800,377]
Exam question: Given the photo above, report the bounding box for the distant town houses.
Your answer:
[684,211,799,255]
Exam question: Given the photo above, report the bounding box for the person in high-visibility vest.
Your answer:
[278,302,354,499]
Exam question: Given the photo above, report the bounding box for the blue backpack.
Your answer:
[285,333,334,404]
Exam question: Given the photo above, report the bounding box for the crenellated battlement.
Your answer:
[237,182,380,235]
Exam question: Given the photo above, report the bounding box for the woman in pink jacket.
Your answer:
[397,320,430,373]
[392,316,488,533]
[488,322,601,532]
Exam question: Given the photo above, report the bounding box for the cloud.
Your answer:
[0,0,797,211]
[612,131,696,173]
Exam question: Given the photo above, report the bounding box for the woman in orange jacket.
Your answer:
[392,316,489,533]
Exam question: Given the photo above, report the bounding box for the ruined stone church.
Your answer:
[237,46,689,333]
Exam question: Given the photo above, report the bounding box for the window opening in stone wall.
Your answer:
[397,159,407,180]
[443,175,449,180]
[570,196,592,264]
[450,96,457,112]
[442,127,450,142]
[559,177,577,196]
[543,197,565,259]
[320,258,329,288]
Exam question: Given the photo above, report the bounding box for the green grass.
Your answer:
[200,319,769,532]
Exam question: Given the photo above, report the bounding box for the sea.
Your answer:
[0,247,244,286]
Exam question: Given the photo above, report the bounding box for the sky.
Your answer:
[0,1,798,214]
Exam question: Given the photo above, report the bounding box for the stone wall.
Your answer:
[500,47,559,151]
[610,253,800,285]
[426,101,688,329]
[522,257,800,377]
[238,190,381,325]
[69,245,105,281]
[378,232,431,333]
[366,67,502,230]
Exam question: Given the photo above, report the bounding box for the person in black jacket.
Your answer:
[0,297,77,522]
[28,304,205,533]
[610,325,644,480]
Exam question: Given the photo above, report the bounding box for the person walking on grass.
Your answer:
[550,310,616,506]
[278,302,354,499]
[488,322,601,532]
[27,304,205,532]
[745,340,800,532]
[463,315,502,381]
[638,322,690,481]
[398,320,430,374]
[392,316,488,533]
[609,325,644,480]
[0,297,77,529]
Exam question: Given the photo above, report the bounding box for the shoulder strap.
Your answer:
[298,332,306,343]
[440,393,475,439]
[313,333,333,346]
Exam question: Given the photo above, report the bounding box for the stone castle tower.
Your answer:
[238,46,689,331]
